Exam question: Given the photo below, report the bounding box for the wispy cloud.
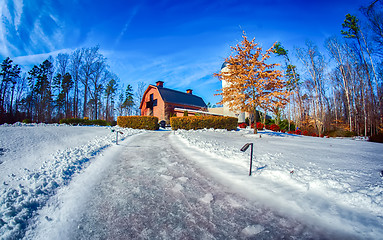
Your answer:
[115,5,140,46]
[0,0,72,59]
[0,0,23,56]
[13,48,73,67]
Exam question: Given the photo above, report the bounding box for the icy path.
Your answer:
[29,131,341,239]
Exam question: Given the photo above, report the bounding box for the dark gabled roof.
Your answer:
[155,86,207,108]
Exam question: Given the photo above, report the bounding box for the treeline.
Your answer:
[0,46,145,124]
[276,1,383,136]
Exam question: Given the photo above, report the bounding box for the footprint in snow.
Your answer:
[172,183,183,192]
[199,193,213,204]
[177,177,188,183]
[241,225,265,237]
[160,174,173,181]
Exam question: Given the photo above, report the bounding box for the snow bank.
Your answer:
[171,129,383,239]
[0,123,143,239]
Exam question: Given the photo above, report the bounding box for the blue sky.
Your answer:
[0,0,367,105]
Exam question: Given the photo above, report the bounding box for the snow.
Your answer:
[0,123,143,239]
[241,224,265,237]
[0,124,382,239]
[170,128,383,239]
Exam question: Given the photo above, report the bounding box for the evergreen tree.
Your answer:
[105,78,118,122]
[122,85,134,116]
[0,57,13,117]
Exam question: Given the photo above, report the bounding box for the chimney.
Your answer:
[156,81,164,87]
[186,89,193,94]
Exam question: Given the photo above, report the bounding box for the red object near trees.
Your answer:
[270,124,280,132]
[238,122,247,128]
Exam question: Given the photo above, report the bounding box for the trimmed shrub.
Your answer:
[170,116,238,131]
[91,119,109,126]
[117,116,159,130]
[302,130,309,136]
[59,118,109,126]
[294,129,302,135]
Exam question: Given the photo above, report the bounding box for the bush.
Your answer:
[325,130,357,138]
[170,116,238,131]
[59,118,109,126]
[369,133,383,143]
[22,119,32,124]
[250,122,264,129]
[294,129,302,135]
[117,116,159,130]
[279,119,295,131]
[265,119,275,125]
[269,124,280,132]
[238,122,247,128]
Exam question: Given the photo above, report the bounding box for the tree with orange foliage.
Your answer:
[214,32,289,133]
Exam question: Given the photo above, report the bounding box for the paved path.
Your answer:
[69,131,327,239]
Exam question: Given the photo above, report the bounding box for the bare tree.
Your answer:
[134,81,146,115]
[296,41,327,135]
[80,46,104,118]
[70,49,83,118]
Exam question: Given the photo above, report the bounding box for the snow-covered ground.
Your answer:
[0,124,382,239]
[0,123,143,239]
[171,129,383,239]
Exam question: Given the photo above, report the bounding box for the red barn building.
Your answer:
[139,81,209,122]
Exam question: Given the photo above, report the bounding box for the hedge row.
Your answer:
[170,116,238,131]
[117,116,159,130]
[59,118,109,126]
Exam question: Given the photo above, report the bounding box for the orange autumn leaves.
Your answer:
[214,32,290,122]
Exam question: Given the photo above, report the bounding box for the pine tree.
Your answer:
[274,42,302,130]
[122,84,134,115]
[214,32,288,133]
[105,78,118,122]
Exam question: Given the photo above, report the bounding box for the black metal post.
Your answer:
[249,143,253,176]
[240,143,254,176]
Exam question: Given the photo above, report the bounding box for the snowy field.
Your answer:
[0,123,382,239]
